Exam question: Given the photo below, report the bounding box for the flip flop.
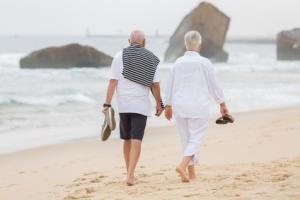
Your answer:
[101,119,111,141]
[216,117,228,124]
[223,114,234,123]
[216,114,235,125]
[101,107,116,141]
[106,107,116,131]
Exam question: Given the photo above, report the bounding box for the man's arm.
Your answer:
[151,82,163,117]
[102,79,118,112]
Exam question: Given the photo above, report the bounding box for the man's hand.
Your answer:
[102,80,117,114]
[155,103,163,117]
[164,106,173,120]
[151,83,164,117]
[220,102,229,116]
[102,106,109,114]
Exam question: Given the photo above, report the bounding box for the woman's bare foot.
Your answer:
[188,166,196,180]
[188,174,196,180]
[176,167,189,183]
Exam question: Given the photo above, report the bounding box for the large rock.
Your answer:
[20,43,113,69]
[164,2,230,63]
[277,28,300,60]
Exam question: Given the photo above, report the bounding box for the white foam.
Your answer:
[0,93,95,107]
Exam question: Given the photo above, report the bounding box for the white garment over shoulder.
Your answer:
[110,51,160,117]
[165,51,225,118]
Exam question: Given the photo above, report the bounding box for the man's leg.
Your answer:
[126,139,142,186]
[119,113,131,173]
[123,140,131,172]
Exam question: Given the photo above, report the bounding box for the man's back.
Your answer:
[110,50,159,116]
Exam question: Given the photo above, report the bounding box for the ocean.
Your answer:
[0,35,300,154]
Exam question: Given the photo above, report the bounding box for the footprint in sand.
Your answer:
[270,173,291,182]
[90,177,104,183]
[84,187,96,194]
[138,173,149,178]
[152,172,165,176]
[64,194,90,200]
[159,169,169,172]
[73,178,87,183]
[83,172,99,176]
[183,193,201,198]
[63,195,79,200]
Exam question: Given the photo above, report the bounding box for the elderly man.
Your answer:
[102,30,163,186]
[164,31,230,182]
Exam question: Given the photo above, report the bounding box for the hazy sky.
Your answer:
[0,0,299,38]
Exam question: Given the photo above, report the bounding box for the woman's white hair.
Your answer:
[184,31,202,50]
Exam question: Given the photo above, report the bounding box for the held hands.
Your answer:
[155,103,163,117]
[164,105,173,120]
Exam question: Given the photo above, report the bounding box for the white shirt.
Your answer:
[165,51,225,118]
[110,51,160,117]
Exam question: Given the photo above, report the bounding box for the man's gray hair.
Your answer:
[184,31,202,50]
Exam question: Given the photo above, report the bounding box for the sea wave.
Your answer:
[0,53,24,69]
[0,93,95,107]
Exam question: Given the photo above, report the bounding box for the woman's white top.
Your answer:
[165,51,225,118]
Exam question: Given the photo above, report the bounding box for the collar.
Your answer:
[184,51,200,56]
[130,43,143,48]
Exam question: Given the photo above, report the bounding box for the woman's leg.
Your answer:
[176,156,193,182]
[174,117,191,182]
[183,119,208,180]
[188,165,196,180]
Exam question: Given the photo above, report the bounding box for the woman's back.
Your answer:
[165,51,224,118]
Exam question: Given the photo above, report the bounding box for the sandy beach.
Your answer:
[0,107,300,200]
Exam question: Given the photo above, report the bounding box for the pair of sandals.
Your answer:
[216,114,235,124]
[101,107,116,141]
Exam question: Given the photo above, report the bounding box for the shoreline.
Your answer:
[1,105,300,156]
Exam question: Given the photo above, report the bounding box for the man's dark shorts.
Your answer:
[119,113,147,141]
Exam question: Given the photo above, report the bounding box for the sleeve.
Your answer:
[109,52,122,80]
[164,66,176,105]
[206,62,225,104]
[153,64,160,83]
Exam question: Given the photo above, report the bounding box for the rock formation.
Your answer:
[277,28,300,60]
[164,2,230,62]
[20,43,113,69]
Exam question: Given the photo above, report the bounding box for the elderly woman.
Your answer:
[164,31,229,182]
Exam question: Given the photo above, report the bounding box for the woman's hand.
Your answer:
[220,102,229,116]
[164,105,173,120]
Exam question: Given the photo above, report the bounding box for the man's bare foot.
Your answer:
[176,167,189,183]
[126,176,135,186]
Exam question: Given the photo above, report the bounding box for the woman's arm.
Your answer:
[164,67,176,120]
[206,63,229,116]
